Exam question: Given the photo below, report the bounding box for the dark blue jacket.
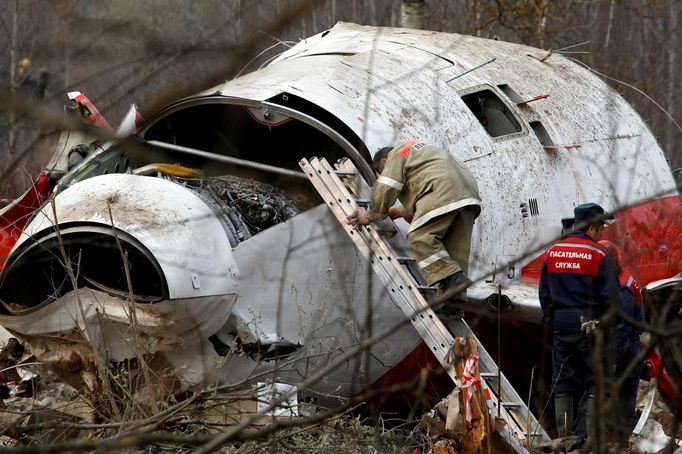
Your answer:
[539,232,620,327]
[616,267,645,345]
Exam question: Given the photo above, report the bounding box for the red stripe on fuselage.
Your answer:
[0,172,54,272]
[354,341,451,415]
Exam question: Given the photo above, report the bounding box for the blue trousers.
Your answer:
[552,318,614,393]
[552,320,594,395]
[616,339,642,431]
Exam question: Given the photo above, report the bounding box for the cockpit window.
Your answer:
[462,89,522,138]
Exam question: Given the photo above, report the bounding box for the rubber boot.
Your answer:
[435,300,464,319]
[434,271,471,319]
[585,395,596,439]
[437,271,472,300]
[555,394,574,438]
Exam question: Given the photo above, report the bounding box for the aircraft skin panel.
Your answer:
[0,289,236,362]
[232,204,356,346]
[231,204,424,394]
[467,282,544,323]
[216,22,676,285]
[13,174,239,299]
[0,287,238,399]
[273,22,531,67]
[232,22,675,207]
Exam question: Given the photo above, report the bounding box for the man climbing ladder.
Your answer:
[299,155,550,448]
[347,141,482,318]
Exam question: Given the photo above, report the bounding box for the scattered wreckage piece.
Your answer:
[0,340,93,444]
[644,274,682,401]
[451,337,492,454]
[0,338,37,403]
[0,287,231,418]
[423,337,494,454]
[422,337,538,454]
[633,379,659,436]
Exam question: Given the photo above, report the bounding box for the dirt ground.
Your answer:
[0,346,679,453]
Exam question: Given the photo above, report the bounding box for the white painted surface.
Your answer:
[217,21,675,283]
[15,174,238,299]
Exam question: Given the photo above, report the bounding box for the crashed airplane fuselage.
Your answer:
[0,22,680,414]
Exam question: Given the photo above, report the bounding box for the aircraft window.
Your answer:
[498,84,523,103]
[461,89,522,138]
[674,168,682,202]
[530,121,553,147]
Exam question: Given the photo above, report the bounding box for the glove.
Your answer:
[580,316,599,334]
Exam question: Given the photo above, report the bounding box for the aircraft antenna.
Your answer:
[445,57,496,83]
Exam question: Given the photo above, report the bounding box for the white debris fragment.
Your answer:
[257,382,299,417]
[633,419,682,453]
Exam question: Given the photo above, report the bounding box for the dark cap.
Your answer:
[574,202,613,226]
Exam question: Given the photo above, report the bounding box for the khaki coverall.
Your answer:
[366,141,481,285]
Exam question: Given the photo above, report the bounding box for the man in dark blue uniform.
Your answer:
[598,240,645,437]
[539,203,620,439]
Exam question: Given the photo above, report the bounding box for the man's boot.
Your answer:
[439,271,472,298]
[435,271,471,319]
[585,395,596,439]
[436,299,464,319]
[554,394,574,438]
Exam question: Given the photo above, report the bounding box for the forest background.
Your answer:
[0,0,680,197]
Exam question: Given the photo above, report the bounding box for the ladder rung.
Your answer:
[376,227,397,236]
[355,199,370,207]
[502,402,521,409]
[480,372,498,380]
[334,169,356,176]
[522,432,545,437]
[396,256,415,263]
[417,285,437,292]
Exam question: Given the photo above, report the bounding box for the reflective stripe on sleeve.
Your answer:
[408,198,481,232]
[377,175,404,190]
[418,250,450,269]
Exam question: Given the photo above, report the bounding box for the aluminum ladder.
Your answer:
[299,157,551,447]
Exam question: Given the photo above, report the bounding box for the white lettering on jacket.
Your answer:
[555,262,582,269]
[548,250,592,260]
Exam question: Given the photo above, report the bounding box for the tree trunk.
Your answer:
[667,0,678,158]
[329,0,336,27]
[8,0,19,156]
[470,0,481,37]
[367,0,376,26]
[401,0,424,30]
[231,0,242,43]
[604,0,616,48]
[532,0,549,49]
